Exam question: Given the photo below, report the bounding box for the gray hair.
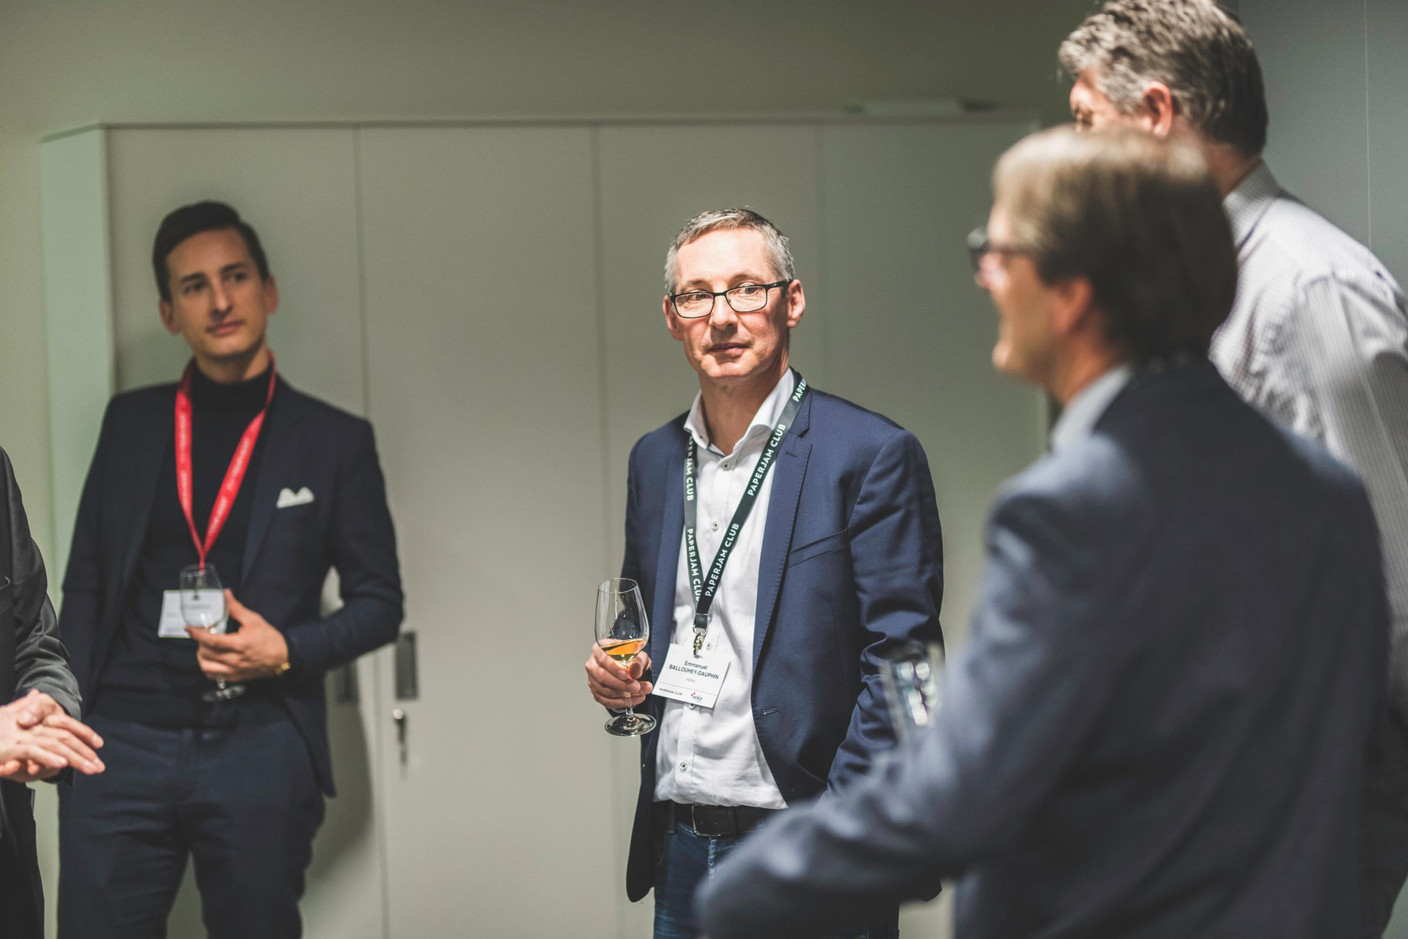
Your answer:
[1059,0,1268,157]
[994,125,1237,364]
[663,208,796,294]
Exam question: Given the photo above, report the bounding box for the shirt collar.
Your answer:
[684,369,797,456]
[1050,364,1134,455]
[1223,160,1281,250]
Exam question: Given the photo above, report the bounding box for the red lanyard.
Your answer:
[174,356,277,568]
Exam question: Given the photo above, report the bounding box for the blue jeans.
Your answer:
[653,817,898,939]
[57,714,325,939]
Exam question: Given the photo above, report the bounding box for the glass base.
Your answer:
[605,711,657,737]
[203,682,246,702]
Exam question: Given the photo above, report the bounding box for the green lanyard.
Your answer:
[683,372,808,656]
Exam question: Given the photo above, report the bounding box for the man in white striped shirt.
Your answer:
[1060,2,1408,934]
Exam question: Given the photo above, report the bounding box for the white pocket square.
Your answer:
[277,487,315,509]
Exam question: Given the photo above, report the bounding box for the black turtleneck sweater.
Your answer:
[97,366,280,726]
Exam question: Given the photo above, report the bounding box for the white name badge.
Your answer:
[653,645,731,709]
[157,589,225,639]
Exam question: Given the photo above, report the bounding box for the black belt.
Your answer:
[665,801,776,838]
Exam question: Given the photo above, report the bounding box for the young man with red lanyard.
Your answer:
[55,202,403,938]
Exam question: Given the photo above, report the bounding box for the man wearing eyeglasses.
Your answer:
[584,207,944,938]
[697,129,1387,938]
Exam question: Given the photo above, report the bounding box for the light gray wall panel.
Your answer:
[106,128,365,416]
[821,120,1044,645]
[1369,0,1408,285]
[356,125,618,938]
[1241,0,1370,242]
[40,129,114,593]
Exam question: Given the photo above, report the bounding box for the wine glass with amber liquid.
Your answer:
[595,577,656,737]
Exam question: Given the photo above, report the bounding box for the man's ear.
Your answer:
[1141,81,1178,138]
[262,275,280,315]
[783,280,805,329]
[663,295,684,341]
[1049,276,1097,337]
[159,299,180,335]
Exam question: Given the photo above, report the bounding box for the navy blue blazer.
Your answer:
[59,377,403,796]
[621,386,944,901]
[700,362,1388,938]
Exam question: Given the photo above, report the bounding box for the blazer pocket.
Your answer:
[786,529,850,568]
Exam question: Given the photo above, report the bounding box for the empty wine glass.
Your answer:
[180,563,245,702]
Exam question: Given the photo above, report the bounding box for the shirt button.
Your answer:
[687,703,697,710]
[711,521,720,532]
[680,761,689,771]
[721,461,731,470]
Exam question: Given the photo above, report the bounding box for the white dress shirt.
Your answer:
[654,370,796,810]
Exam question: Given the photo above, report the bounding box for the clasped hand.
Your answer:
[0,689,104,782]
[584,646,653,709]
[186,590,290,683]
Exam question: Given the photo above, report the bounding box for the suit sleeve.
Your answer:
[3,449,81,719]
[620,437,644,586]
[617,437,654,690]
[826,429,944,788]
[57,401,114,705]
[699,488,1130,939]
[283,421,403,675]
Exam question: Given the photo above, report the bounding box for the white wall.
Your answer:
[1240,0,1408,285]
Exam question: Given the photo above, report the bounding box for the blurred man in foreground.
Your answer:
[1061,4,1408,928]
[698,127,1388,938]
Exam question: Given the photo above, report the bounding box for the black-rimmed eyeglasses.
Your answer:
[669,281,792,319]
[967,227,1035,273]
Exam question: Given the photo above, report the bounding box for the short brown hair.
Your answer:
[153,201,271,303]
[994,126,1237,364]
[1060,0,1268,157]
[664,208,795,294]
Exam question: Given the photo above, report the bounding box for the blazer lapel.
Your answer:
[752,395,813,667]
[649,431,686,670]
[241,384,305,583]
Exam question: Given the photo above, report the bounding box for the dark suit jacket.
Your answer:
[700,362,1388,938]
[0,447,81,932]
[622,386,944,901]
[59,377,403,795]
